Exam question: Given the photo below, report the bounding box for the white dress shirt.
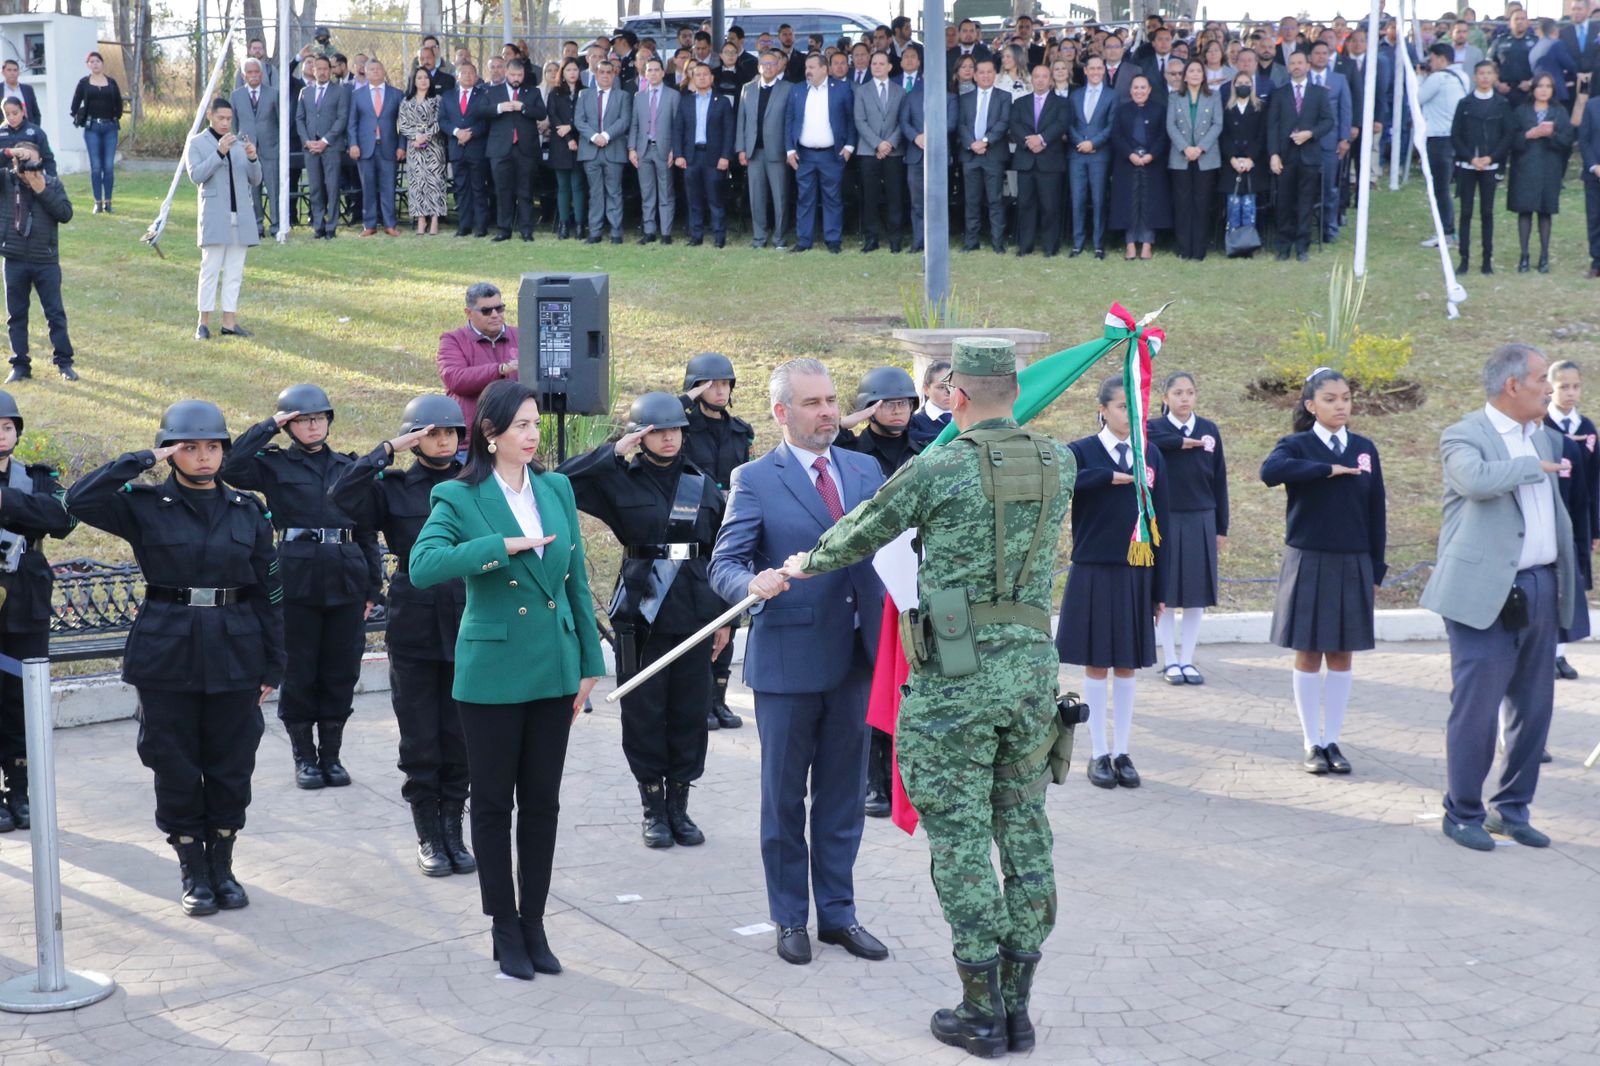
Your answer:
[1097,425,1133,466]
[786,441,839,485]
[1548,403,1582,435]
[494,469,546,557]
[800,81,834,148]
[1311,421,1349,453]
[974,87,992,140]
[1082,83,1102,118]
[1167,412,1196,434]
[1484,403,1558,570]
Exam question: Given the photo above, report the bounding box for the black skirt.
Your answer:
[1162,509,1218,608]
[1056,562,1158,669]
[1270,547,1375,652]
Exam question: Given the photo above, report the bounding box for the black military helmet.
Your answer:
[856,366,918,409]
[155,400,231,448]
[627,391,691,433]
[0,389,22,435]
[275,383,335,422]
[399,394,467,435]
[682,352,737,392]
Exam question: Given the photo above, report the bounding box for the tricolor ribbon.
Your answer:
[1104,303,1165,566]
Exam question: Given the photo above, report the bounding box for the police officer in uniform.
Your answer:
[0,390,73,832]
[678,352,753,732]
[558,392,729,848]
[222,384,383,790]
[329,395,474,877]
[66,401,286,916]
[835,366,925,818]
[780,339,1075,1058]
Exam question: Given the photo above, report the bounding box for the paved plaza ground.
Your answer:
[1,640,1598,1066]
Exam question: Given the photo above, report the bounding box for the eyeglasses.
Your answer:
[290,414,330,426]
[879,399,913,413]
[474,304,506,315]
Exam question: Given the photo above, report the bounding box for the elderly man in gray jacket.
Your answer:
[230,58,279,236]
[737,49,793,249]
[1421,343,1574,852]
[186,96,262,341]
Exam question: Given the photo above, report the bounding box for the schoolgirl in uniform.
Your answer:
[1056,375,1170,790]
[1260,368,1387,776]
[1543,359,1596,680]
[1147,371,1229,685]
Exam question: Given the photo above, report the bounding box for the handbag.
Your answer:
[1225,176,1261,257]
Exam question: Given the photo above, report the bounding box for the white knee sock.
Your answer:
[1179,607,1206,666]
[1085,676,1109,758]
[1156,610,1177,667]
[1112,675,1137,755]
[1322,669,1352,745]
[1293,669,1324,748]
[1497,698,1510,752]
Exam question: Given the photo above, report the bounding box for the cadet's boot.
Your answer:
[6,757,28,829]
[999,946,1043,1052]
[317,720,352,787]
[665,780,706,846]
[710,675,742,728]
[638,781,674,848]
[169,834,218,917]
[0,759,15,832]
[864,730,891,818]
[410,797,453,877]
[440,798,477,873]
[286,722,325,789]
[929,955,1008,1058]
[207,828,250,910]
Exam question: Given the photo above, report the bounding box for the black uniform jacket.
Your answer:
[677,394,754,490]
[0,461,74,633]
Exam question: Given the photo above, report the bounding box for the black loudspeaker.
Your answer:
[517,272,610,416]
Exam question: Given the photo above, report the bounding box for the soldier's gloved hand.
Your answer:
[748,568,790,600]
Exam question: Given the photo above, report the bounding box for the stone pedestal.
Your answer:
[889,328,1053,397]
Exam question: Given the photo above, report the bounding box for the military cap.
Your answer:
[950,337,1017,378]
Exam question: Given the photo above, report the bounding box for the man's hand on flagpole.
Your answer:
[748,568,791,600]
[781,553,814,580]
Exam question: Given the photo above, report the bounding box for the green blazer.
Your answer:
[410,471,606,704]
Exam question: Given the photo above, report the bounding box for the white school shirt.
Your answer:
[493,469,546,557]
[1311,421,1349,453]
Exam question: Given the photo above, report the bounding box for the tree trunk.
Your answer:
[626,0,639,14]
[64,0,82,14]
[420,0,441,33]
[242,0,263,48]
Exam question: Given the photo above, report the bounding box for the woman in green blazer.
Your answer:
[410,380,605,981]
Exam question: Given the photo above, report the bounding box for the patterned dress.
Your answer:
[397,94,446,218]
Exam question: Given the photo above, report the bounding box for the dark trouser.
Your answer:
[278,600,366,726]
[712,616,736,682]
[857,153,906,244]
[1170,162,1216,260]
[1585,177,1600,270]
[619,629,711,784]
[491,151,537,236]
[1319,146,1341,239]
[306,147,343,233]
[0,629,46,763]
[1425,137,1455,235]
[1068,152,1109,251]
[794,146,844,246]
[389,653,470,804]
[1443,565,1557,828]
[450,154,486,234]
[1275,158,1320,254]
[457,696,572,919]
[583,159,623,237]
[1014,169,1063,254]
[357,150,399,229]
[134,687,264,837]
[906,156,926,246]
[554,167,586,226]
[684,146,726,239]
[5,259,72,367]
[1457,167,1498,260]
[963,160,1005,247]
[866,725,892,796]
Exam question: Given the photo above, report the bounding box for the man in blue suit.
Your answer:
[0,61,40,125]
[899,47,955,255]
[346,59,403,235]
[674,61,736,247]
[1337,29,1391,210]
[438,59,488,237]
[1307,41,1352,241]
[785,54,854,254]
[710,357,889,968]
[1068,55,1116,258]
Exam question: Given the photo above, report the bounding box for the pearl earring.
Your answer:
[487,440,497,454]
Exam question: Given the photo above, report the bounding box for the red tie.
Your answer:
[460,89,468,116]
[812,456,845,522]
[511,88,518,143]
[1295,84,1303,114]
[373,86,381,140]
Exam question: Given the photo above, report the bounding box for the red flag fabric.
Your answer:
[867,593,918,833]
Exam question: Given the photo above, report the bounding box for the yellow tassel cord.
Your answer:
[1124,520,1162,568]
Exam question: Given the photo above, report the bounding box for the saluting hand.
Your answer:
[841,400,881,430]
[152,444,184,462]
[614,424,652,456]
[385,424,435,454]
[272,409,302,429]
[685,382,710,402]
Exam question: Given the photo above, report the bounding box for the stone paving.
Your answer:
[2,641,1599,1066]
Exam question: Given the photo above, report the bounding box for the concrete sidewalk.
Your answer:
[2,641,1598,1065]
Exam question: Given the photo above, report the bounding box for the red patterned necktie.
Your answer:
[812,456,845,521]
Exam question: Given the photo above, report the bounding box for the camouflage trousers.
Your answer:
[897,640,1058,963]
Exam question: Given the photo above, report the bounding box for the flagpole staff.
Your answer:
[603,593,760,704]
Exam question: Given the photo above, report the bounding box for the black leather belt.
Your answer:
[625,543,700,561]
[147,585,249,606]
[281,527,354,543]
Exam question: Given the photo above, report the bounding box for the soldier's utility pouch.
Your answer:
[925,587,980,678]
[1049,692,1089,784]
[613,622,643,677]
[900,607,931,669]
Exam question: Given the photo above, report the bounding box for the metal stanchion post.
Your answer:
[0,658,116,1013]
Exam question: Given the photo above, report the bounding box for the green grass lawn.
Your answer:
[33,166,1600,611]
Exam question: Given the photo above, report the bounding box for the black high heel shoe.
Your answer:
[1537,252,1550,274]
[521,917,562,974]
[491,916,535,980]
[1517,253,1530,273]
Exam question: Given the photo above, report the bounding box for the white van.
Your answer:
[617,8,882,50]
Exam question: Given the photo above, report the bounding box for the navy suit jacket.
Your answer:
[783,78,855,156]
[674,90,735,162]
[346,81,402,157]
[437,83,487,162]
[1581,96,1600,184]
[710,444,884,695]
[899,84,957,165]
[1311,69,1352,151]
[1068,84,1117,153]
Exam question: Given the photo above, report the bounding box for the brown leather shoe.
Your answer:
[383,227,400,237]
[359,228,377,237]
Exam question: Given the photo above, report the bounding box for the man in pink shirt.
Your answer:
[437,282,518,430]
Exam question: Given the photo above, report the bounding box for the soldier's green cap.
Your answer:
[950,337,1017,378]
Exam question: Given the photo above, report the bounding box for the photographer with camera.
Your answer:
[0,139,76,384]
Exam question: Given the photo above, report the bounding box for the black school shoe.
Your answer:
[1303,745,1330,774]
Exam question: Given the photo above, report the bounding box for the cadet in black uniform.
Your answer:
[66,401,285,916]
[677,352,753,731]
[222,384,383,790]
[0,389,73,833]
[834,365,923,818]
[329,395,474,877]
[559,392,729,848]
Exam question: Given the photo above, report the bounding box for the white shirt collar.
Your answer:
[1292,78,1307,89]
[1167,411,1196,433]
[919,399,949,420]
[1548,402,1580,427]
[873,77,889,88]
[760,77,777,88]
[1486,402,1539,439]
[1311,421,1349,448]
[785,439,834,472]
[1097,425,1131,459]
[1474,88,1494,99]
[493,467,534,502]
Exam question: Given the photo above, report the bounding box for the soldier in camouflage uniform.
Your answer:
[784,337,1075,1058]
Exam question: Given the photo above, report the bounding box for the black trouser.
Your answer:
[1425,137,1455,235]
[963,161,1005,246]
[5,259,73,368]
[1585,178,1600,270]
[0,629,46,763]
[1015,169,1063,254]
[1171,162,1216,260]
[491,151,537,236]
[619,629,711,784]
[683,146,726,239]
[1457,167,1498,260]
[451,155,486,234]
[278,600,366,726]
[135,687,264,837]
[1275,158,1320,254]
[867,726,892,796]
[389,653,470,804]
[857,153,906,244]
[712,615,736,683]
[458,696,571,919]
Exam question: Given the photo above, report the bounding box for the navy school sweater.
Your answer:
[1146,413,1229,532]
[1259,428,1388,584]
[1066,433,1171,593]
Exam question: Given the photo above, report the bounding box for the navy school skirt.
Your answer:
[1270,547,1376,653]
[1056,562,1158,670]
[1162,509,1218,609]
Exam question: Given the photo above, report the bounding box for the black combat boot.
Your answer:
[6,757,28,829]
[665,780,706,846]
[864,730,891,818]
[317,720,352,786]
[410,797,453,877]
[169,833,219,916]
[710,675,742,728]
[638,780,674,848]
[286,722,325,789]
[999,946,1042,1052]
[440,797,476,873]
[929,954,1008,1058]
[207,828,250,909]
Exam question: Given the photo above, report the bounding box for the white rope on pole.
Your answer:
[276,1,291,243]
[1399,46,1469,318]
[143,19,240,255]
[1352,0,1382,277]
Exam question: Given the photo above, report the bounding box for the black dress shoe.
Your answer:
[961,242,979,252]
[788,243,810,253]
[520,232,534,241]
[1518,253,1530,272]
[194,324,211,341]
[1555,656,1578,680]
[1070,247,1083,257]
[220,325,253,338]
[660,235,673,245]
[712,235,724,248]
[638,233,657,245]
[827,242,841,253]
[1014,247,1031,257]
[1323,742,1352,774]
[818,923,889,960]
[889,241,901,253]
[1538,254,1550,274]
[1540,748,1553,763]
[911,241,923,252]
[711,701,742,728]
[492,233,511,242]
[687,235,703,246]
[3,366,29,383]
[863,788,890,818]
[1276,250,1292,261]
[611,236,624,244]
[861,240,879,253]
[1087,754,1117,789]
[586,235,602,244]
[1180,665,1204,686]
[474,230,487,238]
[58,364,79,382]
[1112,754,1141,788]
[1094,248,1105,259]
[454,229,472,237]
[991,242,1005,254]
[1482,260,1494,275]
[1296,250,1310,262]
[1303,745,1330,774]
[491,916,535,980]
[1484,811,1551,847]
[776,925,812,964]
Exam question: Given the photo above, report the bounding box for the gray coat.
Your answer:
[853,78,906,157]
[628,82,680,161]
[295,79,349,152]
[1165,90,1222,170]
[186,130,263,248]
[1420,409,1575,630]
[575,85,631,163]
[736,77,791,159]
[229,83,280,157]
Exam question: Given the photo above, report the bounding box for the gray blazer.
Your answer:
[295,79,349,152]
[736,77,791,159]
[1420,409,1575,630]
[1165,90,1222,170]
[575,85,631,163]
[185,130,262,248]
[229,83,280,157]
[628,83,679,161]
[853,78,906,157]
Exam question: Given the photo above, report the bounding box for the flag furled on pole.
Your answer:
[1112,305,1166,566]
